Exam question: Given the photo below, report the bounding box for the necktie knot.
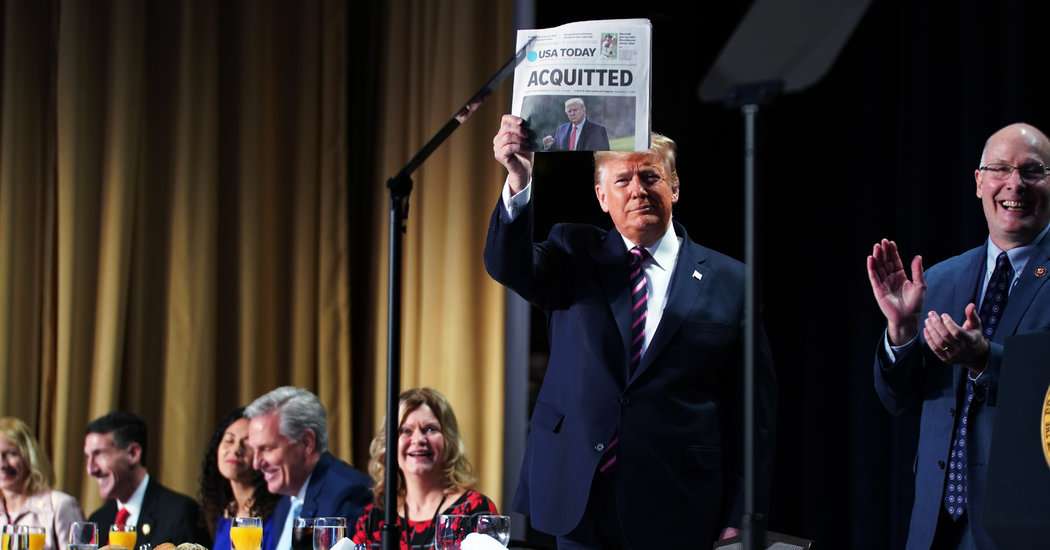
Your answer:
[114,506,130,526]
[629,246,646,265]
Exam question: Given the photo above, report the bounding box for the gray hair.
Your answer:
[245,386,329,453]
[565,97,585,110]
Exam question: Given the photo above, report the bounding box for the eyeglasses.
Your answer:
[978,162,1050,183]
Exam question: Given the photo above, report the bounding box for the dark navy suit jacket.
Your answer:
[483,198,777,548]
[549,119,610,151]
[90,477,211,547]
[265,452,372,550]
[875,233,1050,549]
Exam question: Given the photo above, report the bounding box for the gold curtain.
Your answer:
[371,0,511,504]
[0,0,510,517]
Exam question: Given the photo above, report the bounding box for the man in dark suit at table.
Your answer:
[246,386,372,550]
[84,411,211,546]
[541,98,611,151]
[868,122,1050,549]
[486,115,777,549]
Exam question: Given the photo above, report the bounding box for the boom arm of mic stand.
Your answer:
[379,36,536,550]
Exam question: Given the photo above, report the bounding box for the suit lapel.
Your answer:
[557,124,571,149]
[300,453,329,518]
[949,247,986,320]
[997,235,1050,339]
[138,479,158,543]
[597,229,632,371]
[578,123,591,149]
[270,497,291,550]
[631,223,706,383]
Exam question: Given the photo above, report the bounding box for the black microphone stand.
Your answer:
[379,37,535,550]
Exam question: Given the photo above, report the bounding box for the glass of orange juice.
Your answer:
[108,524,136,550]
[230,517,263,550]
[20,527,44,550]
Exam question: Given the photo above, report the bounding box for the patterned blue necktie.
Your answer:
[944,251,1012,520]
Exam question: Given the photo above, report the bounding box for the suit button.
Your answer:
[938,460,945,469]
[620,396,630,406]
[594,443,605,452]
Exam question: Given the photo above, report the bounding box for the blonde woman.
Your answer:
[351,388,498,549]
[0,417,85,550]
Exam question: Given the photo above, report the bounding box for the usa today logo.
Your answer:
[526,47,598,62]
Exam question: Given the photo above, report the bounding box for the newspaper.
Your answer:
[511,18,652,152]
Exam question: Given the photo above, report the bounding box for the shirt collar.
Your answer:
[621,221,678,272]
[294,470,313,503]
[987,222,1050,275]
[118,472,150,522]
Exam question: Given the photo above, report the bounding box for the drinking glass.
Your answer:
[2,525,23,550]
[108,524,136,550]
[67,522,98,550]
[311,518,347,550]
[17,527,44,550]
[291,517,315,550]
[473,515,510,547]
[433,515,469,550]
[230,517,263,550]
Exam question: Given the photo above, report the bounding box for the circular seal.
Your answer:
[1036,266,1047,277]
[1043,384,1050,470]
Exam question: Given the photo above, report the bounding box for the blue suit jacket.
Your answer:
[874,234,1050,550]
[550,119,610,151]
[483,199,777,548]
[265,452,372,550]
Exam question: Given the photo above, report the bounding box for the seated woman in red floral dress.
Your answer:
[352,388,498,549]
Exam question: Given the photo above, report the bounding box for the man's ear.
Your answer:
[300,429,317,455]
[595,184,610,212]
[125,442,143,466]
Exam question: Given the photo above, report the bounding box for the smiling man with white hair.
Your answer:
[245,387,371,550]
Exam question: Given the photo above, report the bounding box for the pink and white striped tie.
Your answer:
[628,246,648,375]
[599,246,648,475]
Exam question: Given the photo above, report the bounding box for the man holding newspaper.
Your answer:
[484,113,777,549]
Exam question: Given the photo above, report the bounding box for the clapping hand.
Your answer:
[867,238,926,345]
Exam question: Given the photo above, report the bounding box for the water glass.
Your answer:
[434,515,469,550]
[2,525,24,550]
[312,517,347,550]
[68,522,98,550]
[473,515,510,547]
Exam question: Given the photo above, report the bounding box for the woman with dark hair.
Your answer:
[351,388,498,549]
[199,408,279,550]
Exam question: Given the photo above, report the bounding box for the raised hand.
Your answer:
[867,238,926,345]
[492,114,534,195]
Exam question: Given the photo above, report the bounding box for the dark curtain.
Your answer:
[528,0,1050,547]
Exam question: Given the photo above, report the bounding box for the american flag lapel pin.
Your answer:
[692,270,702,281]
